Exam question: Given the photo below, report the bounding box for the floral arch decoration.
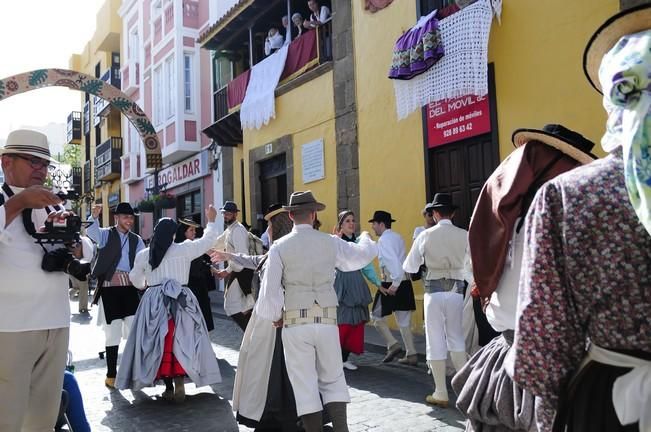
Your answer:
[0,68,162,169]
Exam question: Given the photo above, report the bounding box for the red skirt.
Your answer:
[338,323,365,354]
[156,318,186,379]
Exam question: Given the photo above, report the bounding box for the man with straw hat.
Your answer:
[508,5,651,431]
[451,124,596,430]
[0,129,72,431]
[256,191,378,432]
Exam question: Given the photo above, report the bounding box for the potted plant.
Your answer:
[157,193,176,209]
[137,198,155,213]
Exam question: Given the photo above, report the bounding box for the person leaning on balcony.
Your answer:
[0,129,72,432]
[87,202,146,389]
[264,27,285,56]
[304,0,331,29]
[292,12,304,39]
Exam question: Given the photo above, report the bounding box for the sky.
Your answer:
[0,0,105,152]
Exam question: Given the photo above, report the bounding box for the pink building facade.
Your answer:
[118,0,219,239]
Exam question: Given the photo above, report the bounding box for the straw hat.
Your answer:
[512,124,597,165]
[583,3,651,93]
[0,129,58,162]
[264,203,286,221]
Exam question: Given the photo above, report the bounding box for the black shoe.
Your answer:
[382,343,402,363]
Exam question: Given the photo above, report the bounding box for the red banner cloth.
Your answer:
[227,69,251,109]
[280,29,318,80]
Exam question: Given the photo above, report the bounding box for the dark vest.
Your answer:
[91,227,139,281]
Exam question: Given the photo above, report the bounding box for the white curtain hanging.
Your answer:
[240,44,289,130]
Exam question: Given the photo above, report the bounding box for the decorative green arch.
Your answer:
[0,68,162,169]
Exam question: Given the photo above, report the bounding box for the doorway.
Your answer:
[258,154,287,233]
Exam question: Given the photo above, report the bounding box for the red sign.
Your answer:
[426,94,491,148]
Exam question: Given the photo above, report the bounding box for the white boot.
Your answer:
[374,318,398,349]
[399,326,417,357]
[450,351,468,372]
[426,360,449,407]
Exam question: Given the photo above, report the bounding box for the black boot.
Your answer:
[105,345,119,388]
[325,402,348,432]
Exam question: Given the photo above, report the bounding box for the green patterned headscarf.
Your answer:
[599,30,651,234]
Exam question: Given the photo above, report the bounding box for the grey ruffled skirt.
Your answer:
[451,331,538,432]
[334,269,373,325]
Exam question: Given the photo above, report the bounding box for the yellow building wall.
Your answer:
[241,71,338,231]
[488,0,618,160]
[72,0,123,227]
[351,0,618,332]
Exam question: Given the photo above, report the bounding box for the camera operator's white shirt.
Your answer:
[0,185,70,332]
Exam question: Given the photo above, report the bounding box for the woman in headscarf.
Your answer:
[175,218,215,332]
[211,205,298,431]
[116,205,222,403]
[333,210,381,370]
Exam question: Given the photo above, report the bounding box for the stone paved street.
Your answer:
[66,293,465,432]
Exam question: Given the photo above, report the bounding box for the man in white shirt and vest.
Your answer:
[256,191,378,432]
[403,193,470,407]
[213,201,255,331]
[87,202,145,389]
[369,210,418,365]
[0,129,73,431]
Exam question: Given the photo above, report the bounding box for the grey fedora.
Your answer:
[283,191,326,212]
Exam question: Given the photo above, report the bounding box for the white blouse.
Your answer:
[130,222,218,289]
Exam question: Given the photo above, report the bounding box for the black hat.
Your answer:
[114,202,138,216]
[368,210,396,224]
[264,203,286,221]
[283,191,326,212]
[429,193,457,210]
[219,201,240,213]
[512,124,597,165]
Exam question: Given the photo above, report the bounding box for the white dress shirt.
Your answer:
[130,222,218,289]
[79,235,95,263]
[377,229,407,288]
[255,225,378,321]
[310,5,331,24]
[0,185,70,331]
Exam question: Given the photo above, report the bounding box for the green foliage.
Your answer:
[28,69,48,86]
[58,143,81,167]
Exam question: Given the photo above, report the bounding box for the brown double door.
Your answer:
[427,132,498,229]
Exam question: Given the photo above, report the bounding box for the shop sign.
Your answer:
[426,94,491,148]
[146,152,208,190]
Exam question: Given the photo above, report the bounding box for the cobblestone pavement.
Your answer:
[67,297,466,432]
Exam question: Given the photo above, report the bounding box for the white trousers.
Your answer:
[104,316,134,347]
[282,324,350,416]
[424,291,465,360]
[371,300,412,328]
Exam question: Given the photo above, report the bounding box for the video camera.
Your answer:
[25,195,93,281]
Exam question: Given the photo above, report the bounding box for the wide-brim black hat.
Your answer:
[512,124,597,165]
[429,193,457,210]
[583,4,651,94]
[220,201,240,212]
[114,202,138,216]
[283,191,326,212]
[368,210,396,224]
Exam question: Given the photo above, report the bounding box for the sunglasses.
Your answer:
[12,154,52,169]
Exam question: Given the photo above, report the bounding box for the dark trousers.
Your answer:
[230,311,251,331]
[472,297,500,346]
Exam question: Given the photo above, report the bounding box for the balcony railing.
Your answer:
[66,111,82,144]
[94,67,122,121]
[317,21,333,63]
[94,137,122,182]
[82,101,91,135]
[213,85,229,122]
[83,160,92,193]
[71,166,82,197]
